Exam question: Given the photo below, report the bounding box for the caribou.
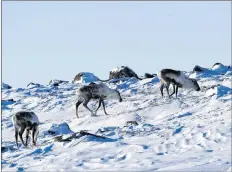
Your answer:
[157,69,201,98]
[12,111,40,148]
[76,82,122,118]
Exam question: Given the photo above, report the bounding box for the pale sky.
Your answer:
[2,1,231,88]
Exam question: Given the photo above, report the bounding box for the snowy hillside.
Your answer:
[1,64,232,171]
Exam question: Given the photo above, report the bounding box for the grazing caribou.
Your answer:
[76,82,122,118]
[157,69,200,98]
[12,111,39,148]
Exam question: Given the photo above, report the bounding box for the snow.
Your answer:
[111,66,124,73]
[212,64,229,74]
[49,79,69,86]
[26,83,42,89]
[74,72,99,84]
[190,64,231,80]
[1,64,232,171]
[225,70,232,76]
[44,122,74,136]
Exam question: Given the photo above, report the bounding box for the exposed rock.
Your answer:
[53,83,59,87]
[3,99,14,102]
[1,99,15,103]
[27,82,41,88]
[49,80,69,86]
[2,83,12,89]
[126,121,139,126]
[193,65,204,72]
[54,130,109,142]
[109,66,141,80]
[144,73,157,79]
[1,147,7,152]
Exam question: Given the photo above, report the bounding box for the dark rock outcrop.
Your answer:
[1,99,15,102]
[109,66,141,80]
[27,82,41,88]
[144,73,157,79]
[2,83,12,89]
[193,65,204,72]
[49,80,69,86]
[73,73,82,82]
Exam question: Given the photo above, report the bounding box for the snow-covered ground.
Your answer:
[1,64,232,171]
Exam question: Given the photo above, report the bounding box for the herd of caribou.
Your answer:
[12,68,200,148]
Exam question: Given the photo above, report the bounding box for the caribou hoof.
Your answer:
[91,112,97,117]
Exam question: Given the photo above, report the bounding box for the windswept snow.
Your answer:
[212,63,229,74]
[1,65,232,171]
[111,66,124,73]
[73,72,100,84]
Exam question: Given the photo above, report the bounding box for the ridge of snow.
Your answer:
[2,65,232,171]
[74,72,99,84]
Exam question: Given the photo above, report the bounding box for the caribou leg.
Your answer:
[94,99,102,115]
[175,86,179,98]
[15,129,19,148]
[25,129,30,146]
[19,126,26,147]
[76,100,83,118]
[160,83,164,97]
[170,84,176,97]
[102,100,110,115]
[166,83,171,98]
[83,99,96,116]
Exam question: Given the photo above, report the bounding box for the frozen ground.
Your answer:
[1,64,232,171]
